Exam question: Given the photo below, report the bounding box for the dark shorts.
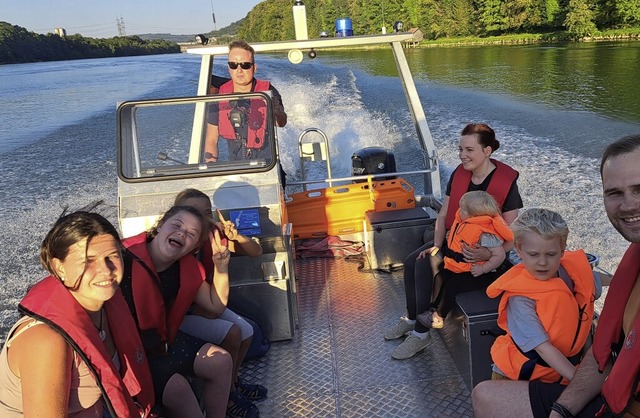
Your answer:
[529,381,607,418]
[147,330,208,400]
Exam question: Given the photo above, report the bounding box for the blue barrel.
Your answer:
[335,18,353,37]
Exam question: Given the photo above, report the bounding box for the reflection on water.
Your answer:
[322,42,640,123]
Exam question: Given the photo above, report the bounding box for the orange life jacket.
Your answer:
[593,243,640,415]
[444,208,514,273]
[487,250,595,383]
[218,79,270,149]
[122,232,205,346]
[445,159,519,230]
[19,276,155,417]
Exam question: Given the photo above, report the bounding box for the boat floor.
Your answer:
[238,257,474,417]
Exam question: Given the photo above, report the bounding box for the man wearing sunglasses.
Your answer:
[204,40,287,163]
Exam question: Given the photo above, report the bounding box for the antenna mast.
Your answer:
[210,0,217,31]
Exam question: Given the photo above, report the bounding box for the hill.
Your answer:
[137,18,244,44]
[0,22,179,65]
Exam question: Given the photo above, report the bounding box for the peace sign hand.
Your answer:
[210,228,230,272]
[216,208,238,241]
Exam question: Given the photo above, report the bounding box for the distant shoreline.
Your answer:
[417,30,640,47]
[191,30,640,53]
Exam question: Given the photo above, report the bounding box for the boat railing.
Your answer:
[297,128,333,190]
[286,168,436,188]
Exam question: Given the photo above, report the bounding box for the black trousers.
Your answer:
[402,242,439,333]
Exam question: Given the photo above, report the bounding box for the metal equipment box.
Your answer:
[227,278,296,342]
[226,235,298,342]
[365,206,437,270]
[438,289,502,390]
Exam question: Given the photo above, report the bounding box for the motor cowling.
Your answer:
[351,147,397,182]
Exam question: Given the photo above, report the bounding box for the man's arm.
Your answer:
[274,98,287,127]
[270,86,288,127]
[550,347,610,417]
[204,123,220,163]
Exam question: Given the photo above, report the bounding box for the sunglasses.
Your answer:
[228,62,254,70]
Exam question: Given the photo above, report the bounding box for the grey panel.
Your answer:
[228,279,295,342]
[366,207,437,270]
[438,289,501,390]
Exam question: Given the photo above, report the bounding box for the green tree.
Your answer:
[545,0,562,27]
[229,0,638,42]
[0,22,179,65]
[476,0,506,35]
[609,0,640,26]
[564,0,597,37]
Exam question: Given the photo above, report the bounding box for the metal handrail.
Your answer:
[286,168,436,187]
[298,128,332,191]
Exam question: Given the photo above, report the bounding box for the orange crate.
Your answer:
[286,178,416,239]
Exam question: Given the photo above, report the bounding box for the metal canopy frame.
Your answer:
[186,32,441,198]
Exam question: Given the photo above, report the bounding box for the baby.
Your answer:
[417,191,514,329]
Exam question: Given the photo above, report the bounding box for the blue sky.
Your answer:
[0,0,264,37]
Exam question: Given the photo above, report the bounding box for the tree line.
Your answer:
[0,22,180,65]
[237,0,640,41]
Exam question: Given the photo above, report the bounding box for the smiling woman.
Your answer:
[118,205,253,418]
[386,123,524,360]
[0,207,155,417]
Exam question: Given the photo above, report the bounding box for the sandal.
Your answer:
[236,379,268,401]
[416,309,444,329]
[227,391,260,418]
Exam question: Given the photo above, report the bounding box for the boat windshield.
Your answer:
[117,92,277,181]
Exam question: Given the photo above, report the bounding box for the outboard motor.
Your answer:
[351,147,397,183]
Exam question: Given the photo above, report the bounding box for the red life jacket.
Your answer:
[18,276,155,417]
[122,232,205,345]
[218,79,270,149]
[445,159,519,230]
[444,209,514,273]
[487,250,595,383]
[593,243,640,415]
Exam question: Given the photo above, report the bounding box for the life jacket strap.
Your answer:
[514,336,584,381]
[443,247,465,263]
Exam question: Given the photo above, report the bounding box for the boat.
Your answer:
[114,12,605,417]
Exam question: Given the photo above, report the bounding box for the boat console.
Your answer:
[116,92,298,341]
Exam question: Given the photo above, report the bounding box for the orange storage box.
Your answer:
[286,178,416,239]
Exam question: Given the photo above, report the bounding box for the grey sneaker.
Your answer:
[391,333,432,360]
[384,317,415,340]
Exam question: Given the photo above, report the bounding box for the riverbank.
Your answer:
[194,27,640,53]
[419,28,640,46]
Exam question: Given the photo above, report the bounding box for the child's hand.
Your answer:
[210,228,230,271]
[470,263,485,277]
[216,208,238,241]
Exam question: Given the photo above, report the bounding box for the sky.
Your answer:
[0,0,265,37]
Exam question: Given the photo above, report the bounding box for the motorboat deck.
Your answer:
[238,256,473,417]
[114,28,482,418]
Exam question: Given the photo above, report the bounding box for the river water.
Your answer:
[0,42,639,334]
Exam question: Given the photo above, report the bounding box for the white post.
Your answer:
[293,1,309,40]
